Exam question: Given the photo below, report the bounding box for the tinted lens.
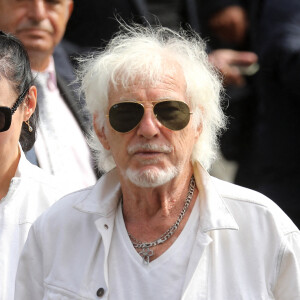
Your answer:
[154,101,191,130]
[0,107,12,132]
[109,102,144,133]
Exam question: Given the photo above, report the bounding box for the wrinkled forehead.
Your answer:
[108,61,187,100]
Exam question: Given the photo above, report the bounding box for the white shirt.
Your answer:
[0,148,68,300]
[15,163,300,300]
[107,199,200,300]
[34,58,96,191]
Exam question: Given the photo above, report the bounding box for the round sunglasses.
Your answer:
[108,100,192,133]
[0,87,29,132]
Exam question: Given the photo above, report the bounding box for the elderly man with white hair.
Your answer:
[15,24,300,300]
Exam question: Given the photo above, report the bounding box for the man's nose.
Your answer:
[28,0,47,21]
[136,107,160,139]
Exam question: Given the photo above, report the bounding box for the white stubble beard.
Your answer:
[125,165,180,188]
[125,143,181,188]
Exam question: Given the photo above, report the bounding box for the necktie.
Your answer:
[34,73,65,174]
[47,71,56,91]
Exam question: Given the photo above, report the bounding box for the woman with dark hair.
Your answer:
[0,32,67,299]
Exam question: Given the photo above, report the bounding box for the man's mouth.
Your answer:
[128,143,173,156]
[16,21,54,35]
[134,150,162,157]
[18,27,49,34]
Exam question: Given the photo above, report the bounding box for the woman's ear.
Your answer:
[23,85,37,121]
[93,114,110,150]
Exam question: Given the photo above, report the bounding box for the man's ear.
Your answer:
[93,114,110,150]
[66,0,74,20]
[23,85,37,121]
[193,107,203,140]
[195,122,202,140]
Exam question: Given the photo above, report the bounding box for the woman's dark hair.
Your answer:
[0,31,38,151]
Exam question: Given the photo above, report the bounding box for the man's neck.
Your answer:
[121,166,195,220]
[29,51,52,72]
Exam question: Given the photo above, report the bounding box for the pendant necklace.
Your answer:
[125,175,196,265]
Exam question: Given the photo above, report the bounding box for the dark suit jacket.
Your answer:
[244,0,300,181]
[53,41,92,135]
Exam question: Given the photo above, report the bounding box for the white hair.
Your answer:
[77,23,226,173]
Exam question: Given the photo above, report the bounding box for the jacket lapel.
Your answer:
[56,73,91,135]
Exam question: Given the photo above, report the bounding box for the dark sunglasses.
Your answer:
[0,88,29,132]
[108,100,192,133]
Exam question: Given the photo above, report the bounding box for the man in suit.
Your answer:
[191,0,300,227]
[0,0,97,191]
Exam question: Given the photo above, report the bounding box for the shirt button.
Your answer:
[104,224,109,229]
[96,287,105,297]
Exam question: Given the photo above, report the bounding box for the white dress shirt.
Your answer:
[34,58,96,192]
[15,163,300,299]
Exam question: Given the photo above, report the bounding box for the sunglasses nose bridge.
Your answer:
[141,103,161,124]
[136,104,161,135]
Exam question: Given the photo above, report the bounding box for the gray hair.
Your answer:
[77,23,226,172]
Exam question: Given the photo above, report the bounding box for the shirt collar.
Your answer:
[74,168,121,216]
[33,56,57,91]
[74,163,239,232]
[15,144,34,178]
[193,162,239,232]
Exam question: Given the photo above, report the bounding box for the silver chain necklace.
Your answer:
[125,175,196,265]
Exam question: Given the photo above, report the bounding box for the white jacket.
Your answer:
[0,149,68,300]
[15,163,300,299]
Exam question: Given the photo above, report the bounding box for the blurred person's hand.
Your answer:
[209,6,248,45]
[209,49,258,86]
